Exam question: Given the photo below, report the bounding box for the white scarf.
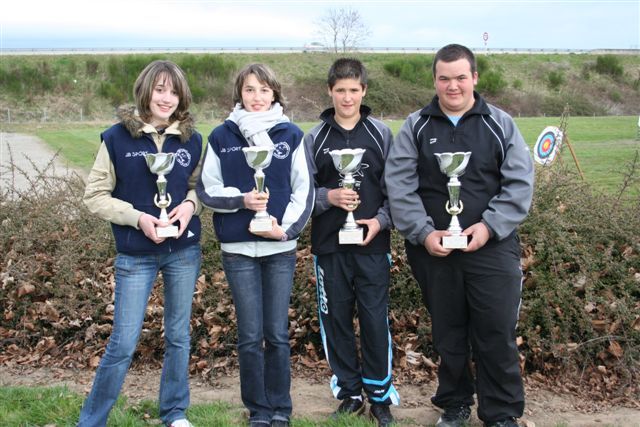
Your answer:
[227,102,290,147]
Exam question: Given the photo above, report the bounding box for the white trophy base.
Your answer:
[156,224,179,238]
[339,228,364,245]
[250,217,273,232]
[442,234,468,249]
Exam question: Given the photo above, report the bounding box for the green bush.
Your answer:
[594,55,624,78]
[519,161,640,386]
[383,56,433,86]
[609,90,622,103]
[547,70,565,90]
[0,63,54,97]
[100,55,163,106]
[477,70,507,96]
[85,59,99,77]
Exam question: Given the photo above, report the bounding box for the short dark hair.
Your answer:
[134,60,192,123]
[432,44,477,76]
[232,63,286,110]
[327,58,368,89]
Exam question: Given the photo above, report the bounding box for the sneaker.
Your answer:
[435,405,471,427]
[271,421,289,427]
[485,418,519,427]
[333,396,365,417]
[169,419,194,427]
[370,403,395,426]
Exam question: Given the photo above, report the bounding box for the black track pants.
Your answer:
[406,235,525,423]
[314,252,399,405]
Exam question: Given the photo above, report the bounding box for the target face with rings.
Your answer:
[533,126,563,165]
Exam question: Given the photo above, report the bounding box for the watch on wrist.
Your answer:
[280,233,288,242]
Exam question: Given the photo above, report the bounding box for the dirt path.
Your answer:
[1,365,639,426]
[0,132,87,193]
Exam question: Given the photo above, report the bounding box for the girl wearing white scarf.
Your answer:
[196,64,314,427]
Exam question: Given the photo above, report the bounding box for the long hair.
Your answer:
[133,60,192,123]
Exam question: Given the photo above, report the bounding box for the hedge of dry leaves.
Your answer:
[1,159,639,408]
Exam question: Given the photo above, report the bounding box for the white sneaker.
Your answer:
[169,419,194,427]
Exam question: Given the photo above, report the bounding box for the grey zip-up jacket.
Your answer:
[385,93,534,247]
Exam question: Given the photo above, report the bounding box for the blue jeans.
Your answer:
[78,244,201,427]
[222,249,296,425]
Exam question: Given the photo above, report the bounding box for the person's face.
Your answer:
[241,73,275,112]
[149,74,179,126]
[328,78,366,122]
[433,58,478,116]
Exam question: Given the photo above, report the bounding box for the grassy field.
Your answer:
[4,115,639,195]
[0,385,382,427]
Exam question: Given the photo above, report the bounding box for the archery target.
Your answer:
[533,126,563,165]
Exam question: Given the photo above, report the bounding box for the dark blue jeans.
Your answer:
[222,249,296,425]
[78,244,201,427]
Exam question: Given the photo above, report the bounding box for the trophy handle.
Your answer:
[154,192,172,208]
[445,200,463,215]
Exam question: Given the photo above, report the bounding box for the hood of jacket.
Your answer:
[117,105,195,143]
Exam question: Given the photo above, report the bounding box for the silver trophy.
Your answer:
[329,148,366,244]
[242,145,275,232]
[434,151,472,249]
[145,152,179,238]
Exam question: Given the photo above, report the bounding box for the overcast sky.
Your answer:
[2,0,639,50]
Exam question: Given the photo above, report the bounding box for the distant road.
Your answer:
[3,47,639,55]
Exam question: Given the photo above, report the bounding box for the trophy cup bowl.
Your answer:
[329,148,366,245]
[434,151,472,249]
[145,152,179,238]
[242,146,275,232]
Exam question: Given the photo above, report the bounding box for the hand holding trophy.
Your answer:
[434,151,472,249]
[145,152,179,238]
[242,145,275,232]
[329,148,366,244]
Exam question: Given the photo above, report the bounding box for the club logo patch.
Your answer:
[273,141,291,159]
[175,148,191,167]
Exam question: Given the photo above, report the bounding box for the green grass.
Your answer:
[0,385,392,427]
[5,115,639,195]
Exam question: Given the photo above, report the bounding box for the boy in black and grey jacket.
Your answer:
[303,58,398,427]
[385,44,534,427]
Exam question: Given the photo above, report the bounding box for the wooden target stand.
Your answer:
[533,106,585,180]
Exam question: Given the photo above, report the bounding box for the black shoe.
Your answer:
[485,418,518,427]
[370,404,395,426]
[271,421,289,427]
[435,405,471,427]
[333,397,365,417]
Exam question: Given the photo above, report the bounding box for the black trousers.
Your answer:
[314,252,399,405]
[406,235,525,423]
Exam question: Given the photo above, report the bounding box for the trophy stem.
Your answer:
[344,212,358,230]
[448,214,462,234]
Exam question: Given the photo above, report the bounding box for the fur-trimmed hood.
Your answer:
[116,105,195,143]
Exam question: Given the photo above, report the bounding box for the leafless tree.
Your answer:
[314,7,371,53]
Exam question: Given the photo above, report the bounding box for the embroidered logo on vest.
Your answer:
[175,148,191,167]
[273,141,291,160]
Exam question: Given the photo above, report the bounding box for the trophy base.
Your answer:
[339,228,364,245]
[249,217,273,232]
[442,234,468,249]
[157,224,179,238]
